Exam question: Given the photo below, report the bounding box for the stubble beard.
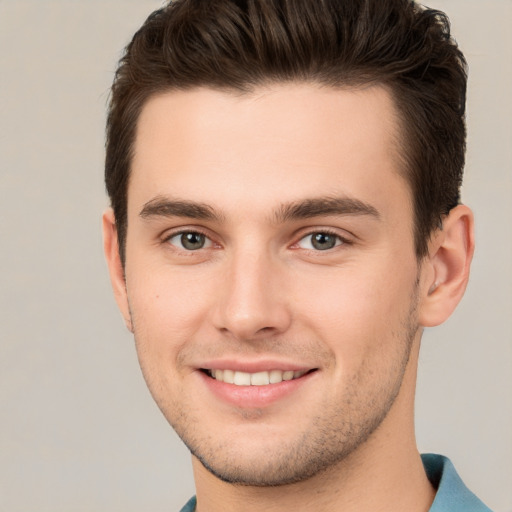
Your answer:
[191,334,416,487]
[131,285,420,488]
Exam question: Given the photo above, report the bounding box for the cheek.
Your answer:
[126,264,215,353]
[126,271,212,407]
[291,262,417,355]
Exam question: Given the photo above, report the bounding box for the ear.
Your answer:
[419,205,475,327]
[102,208,133,332]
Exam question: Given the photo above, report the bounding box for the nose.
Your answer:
[212,248,292,341]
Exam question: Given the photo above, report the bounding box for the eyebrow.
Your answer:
[139,195,380,223]
[139,196,224,222]
[273,196,380,223]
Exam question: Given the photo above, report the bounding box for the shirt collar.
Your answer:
[422,453,492,512]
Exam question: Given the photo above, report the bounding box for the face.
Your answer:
[114,84,426,485]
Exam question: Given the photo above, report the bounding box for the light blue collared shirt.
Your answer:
[422,453,492,512]
[179,453,493,512]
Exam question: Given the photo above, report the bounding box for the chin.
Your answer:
[182,419,380,487]
[192,449,336,487]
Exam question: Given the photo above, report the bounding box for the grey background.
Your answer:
[0,1,510,511]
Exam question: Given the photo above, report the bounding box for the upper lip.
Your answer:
[197,359,316,373]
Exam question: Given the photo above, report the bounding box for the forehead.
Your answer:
[129,83,410,219]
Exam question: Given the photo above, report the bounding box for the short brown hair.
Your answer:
[105,0,467,264]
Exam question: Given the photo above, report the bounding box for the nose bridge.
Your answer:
[214,240,290,340]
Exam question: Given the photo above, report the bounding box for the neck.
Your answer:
[193,440,434,512]
[192,342,435,512]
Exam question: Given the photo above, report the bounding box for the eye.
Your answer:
[296,231,344,251]
[166,231,213,251]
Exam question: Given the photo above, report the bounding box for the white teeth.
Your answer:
[223,369,234,384]
[233,371,251,386]
[269,369,283,384]
[208,369,310,386]
[251,371,270,386]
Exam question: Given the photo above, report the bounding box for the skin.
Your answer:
[104,83,474,512]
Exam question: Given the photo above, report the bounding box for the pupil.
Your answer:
[312,233,336,250]
[181,232,205,250]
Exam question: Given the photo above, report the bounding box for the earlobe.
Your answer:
[419,205,475,327]
[102,208,133,333]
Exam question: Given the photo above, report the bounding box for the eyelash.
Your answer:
[162,228,351,253]
[163,229,215,251]
[293,229,351,252]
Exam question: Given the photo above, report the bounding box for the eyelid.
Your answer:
[161,226,218,250]
[159,225,353,252]
[291,228,353,250]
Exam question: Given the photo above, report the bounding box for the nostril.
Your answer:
[256,326,275,334]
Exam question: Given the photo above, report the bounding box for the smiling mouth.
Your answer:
[202,368,316,386]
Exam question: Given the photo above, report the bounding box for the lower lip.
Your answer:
[198,371,316,408]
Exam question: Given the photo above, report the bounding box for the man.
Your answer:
[102,0,492,510]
